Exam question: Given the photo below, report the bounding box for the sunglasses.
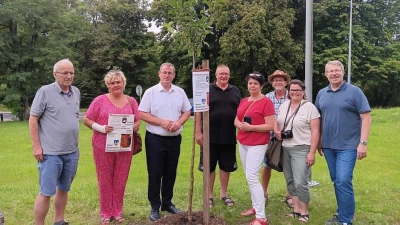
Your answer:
[249,73,262,77]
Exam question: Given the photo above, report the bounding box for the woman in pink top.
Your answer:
[83,70,140,225]
[234,73,275,225]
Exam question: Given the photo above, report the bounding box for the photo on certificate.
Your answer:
[120,134,132,148]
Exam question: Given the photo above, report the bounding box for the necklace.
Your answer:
[249,94,264,102]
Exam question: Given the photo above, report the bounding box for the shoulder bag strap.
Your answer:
[126,95,135,114]
[242,97,263,122]
[282,100,306,131]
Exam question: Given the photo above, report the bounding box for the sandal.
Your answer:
[221,195,235,207]
[286,211,301,218]
[114,217,125,223]
[241,207,256,216]
[283,195,294,208]
[249,218,268,225]
[100,218,110,225]
[299,214,309,223]
[264,194,269,205]
[209,198,214,207]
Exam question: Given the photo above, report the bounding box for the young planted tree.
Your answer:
[162,0,225,223]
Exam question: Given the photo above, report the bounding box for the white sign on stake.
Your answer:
[192,71,209,112]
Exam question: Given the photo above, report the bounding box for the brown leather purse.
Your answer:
[126,96,142,155]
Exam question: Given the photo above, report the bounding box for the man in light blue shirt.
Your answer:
[316,60,371,225]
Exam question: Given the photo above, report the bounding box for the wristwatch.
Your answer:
[360,140,368,145]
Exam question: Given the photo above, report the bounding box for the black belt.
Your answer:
[147,131,180,139]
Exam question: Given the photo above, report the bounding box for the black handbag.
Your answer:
[265,101,306,172]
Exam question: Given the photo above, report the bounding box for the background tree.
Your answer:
[214,0,303,94]
[0,0,90,120]
[313,0,400,105]
[78,0,161,105]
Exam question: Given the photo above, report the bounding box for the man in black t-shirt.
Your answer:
[195,64,241,207]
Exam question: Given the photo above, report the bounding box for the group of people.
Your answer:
[194,61,371,225]
[29,59,371,225]
[29,60,191,225]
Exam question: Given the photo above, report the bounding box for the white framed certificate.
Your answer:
[105,114,134,152]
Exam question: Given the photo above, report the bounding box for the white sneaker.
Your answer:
[308,180,320,187]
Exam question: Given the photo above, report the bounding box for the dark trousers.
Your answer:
[145,131,181,209]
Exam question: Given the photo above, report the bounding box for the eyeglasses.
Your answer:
[290,89,303,93]
[109,81,122,85]
[160,71,174,76]
[327,69,342,74]
[56,72,74,76]
[218,72,230,76]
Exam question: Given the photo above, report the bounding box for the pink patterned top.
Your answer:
[85,94,139,152]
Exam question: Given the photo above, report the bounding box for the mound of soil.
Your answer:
[152,211,228,225]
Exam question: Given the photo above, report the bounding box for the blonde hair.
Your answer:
[325,60,345,73]
[215,64,230,74]
[104,70,127,89]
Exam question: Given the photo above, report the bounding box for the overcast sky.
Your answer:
[146,0,161,33]
[147,21,161,33]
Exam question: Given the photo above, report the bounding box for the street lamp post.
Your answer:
[348,0,353,84]
[305,0,313,102]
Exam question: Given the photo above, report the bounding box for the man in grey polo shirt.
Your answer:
[316,60,371,225]
[139,62,191,221]
[29,59,80,225]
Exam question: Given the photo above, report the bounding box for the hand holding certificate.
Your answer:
[106,114,135,152]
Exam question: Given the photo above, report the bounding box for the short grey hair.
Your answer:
[53,59,73,72]
[325,60,345,73]
[104,70,127,89]
[159,62,175,73]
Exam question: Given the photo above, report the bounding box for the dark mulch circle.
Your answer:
[152,211,228,225]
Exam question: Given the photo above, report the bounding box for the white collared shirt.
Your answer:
[139,83,191,136]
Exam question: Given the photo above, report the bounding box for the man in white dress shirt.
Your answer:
[139,62,191,221]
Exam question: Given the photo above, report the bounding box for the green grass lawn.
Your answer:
[1,108,400,224]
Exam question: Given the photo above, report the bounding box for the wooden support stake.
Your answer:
[201,60,210,225]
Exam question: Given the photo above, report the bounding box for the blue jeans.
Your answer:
[324,148,357,224]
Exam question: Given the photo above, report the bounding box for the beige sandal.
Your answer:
[100,218,110,225]
[115,217,125,223]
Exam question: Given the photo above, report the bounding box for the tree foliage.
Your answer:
[214,0,303,93]
[0,0,89,119]
[1,0,400,119]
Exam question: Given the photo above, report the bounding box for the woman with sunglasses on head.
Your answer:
[234,73,275,225]
[274,79,320,223]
